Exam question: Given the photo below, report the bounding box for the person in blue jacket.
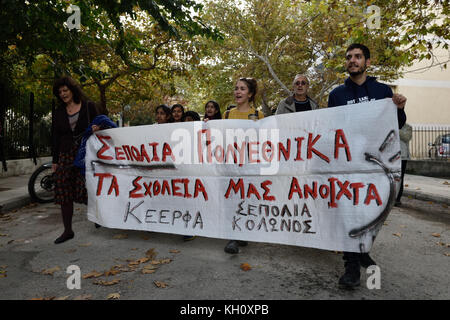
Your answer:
[328,43,407,289]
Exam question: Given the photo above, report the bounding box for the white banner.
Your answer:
[86,98,401,253]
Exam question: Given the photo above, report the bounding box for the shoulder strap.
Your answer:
[255,110,259,119]
[224,110,230,119]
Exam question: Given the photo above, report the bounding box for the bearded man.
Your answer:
[328,43,407,289]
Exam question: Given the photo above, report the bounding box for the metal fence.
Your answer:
[410,124,450,160]
[0,91,52,170]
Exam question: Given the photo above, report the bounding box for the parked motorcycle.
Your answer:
[28,162,55,203]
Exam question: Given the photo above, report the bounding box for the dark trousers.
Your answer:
[343,251,361,264]
[397,160,408,202]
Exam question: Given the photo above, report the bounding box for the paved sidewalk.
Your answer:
[403,175,450,206]
[0,173,449,214]
[0,175,31,214]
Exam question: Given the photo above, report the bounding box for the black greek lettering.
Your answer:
[145,209,156,223]
[280,219,291,232]
[193,212,203,229]
[246,219,255,231]
[259,204,270,217]
[293,220,302,232]
[232,216,242,231]
[182,212,192,228]
[269,218,278,232]
[303,220,316,234]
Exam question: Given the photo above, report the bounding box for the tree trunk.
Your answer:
[97,85,108,116]
[260,87,272,116]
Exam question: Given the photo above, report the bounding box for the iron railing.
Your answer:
[0,91,52,169]
[410,124,450,160]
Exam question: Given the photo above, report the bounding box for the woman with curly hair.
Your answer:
[52,76,100,244]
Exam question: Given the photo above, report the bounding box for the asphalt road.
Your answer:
[0,197,448,301]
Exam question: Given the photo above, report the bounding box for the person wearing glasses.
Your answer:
[275,74,318,115]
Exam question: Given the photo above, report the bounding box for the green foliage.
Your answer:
[181,0,449,111]
[1,0,222,118]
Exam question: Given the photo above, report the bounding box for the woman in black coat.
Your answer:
[52,76,99,244]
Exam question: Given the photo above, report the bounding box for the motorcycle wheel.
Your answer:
[28,165,55,203]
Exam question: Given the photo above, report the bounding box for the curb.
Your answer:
[0,195,32,215]
[403,190,450,207]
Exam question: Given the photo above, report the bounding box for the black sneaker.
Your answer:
[338,262,361,289]
[237,241,248,247]
[360,253,377,268]
[224,240,239,254]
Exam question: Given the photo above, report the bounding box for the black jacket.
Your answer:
[52,101,99,163]
[328,76,406,128]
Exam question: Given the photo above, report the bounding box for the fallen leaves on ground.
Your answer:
[79,243,92,247]
[93,279,120,286]
[41,266,61,275]
[443,181,449,185]
[169,249,180,254]
[30,297,55,300]
[240,263,252,271]
[431,233,441,238]
[444,253,450,257]
[113,234,128,239]
[54,296,70,300]
[136,257,151,264]
[107,293,120,300]
[393,233,402,238]
[145,248,157,259]
[82,271,104,279]
[73,294,92,300]
[150,258,171,265]
[105,266,124,276]
[154,281,168,288]
[142,265,158,274]
[0,233,8,237]
[160,258,171,264]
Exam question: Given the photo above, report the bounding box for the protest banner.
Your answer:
[85,98,401,252]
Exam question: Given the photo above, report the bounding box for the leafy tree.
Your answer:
[0,0,222,114]
[183,0,449,113]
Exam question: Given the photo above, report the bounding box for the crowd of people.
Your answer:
[51,43,407,290]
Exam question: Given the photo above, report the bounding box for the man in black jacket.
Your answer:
[328,43,407,289]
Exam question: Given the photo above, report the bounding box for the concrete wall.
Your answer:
[406,160,450,179]
[0,157,52,178]
[390,46,450,125]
